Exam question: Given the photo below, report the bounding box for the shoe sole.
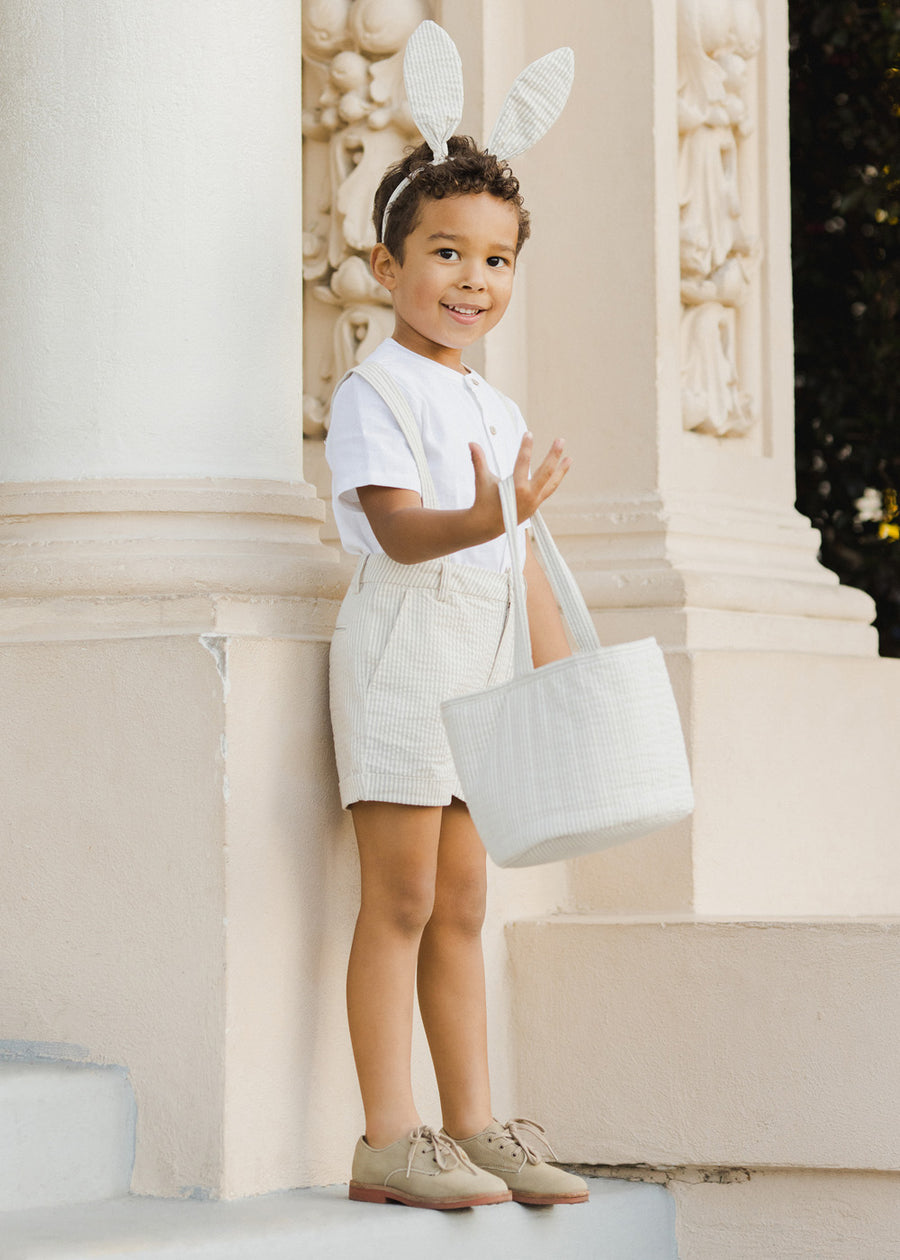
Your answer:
[349,1181,512,1209]
[511,1190,590,1205]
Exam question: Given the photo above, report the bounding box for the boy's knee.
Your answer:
[364,877,435,938]
[431,873,487,937]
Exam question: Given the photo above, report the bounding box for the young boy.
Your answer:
[325,134,588,1209]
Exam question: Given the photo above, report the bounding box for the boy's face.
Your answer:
[371,192,519,371]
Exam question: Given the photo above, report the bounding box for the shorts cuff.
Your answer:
[340,771,464,810]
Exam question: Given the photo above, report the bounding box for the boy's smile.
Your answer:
[371,192,519,372]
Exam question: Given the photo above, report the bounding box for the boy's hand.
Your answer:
[470,432,571,529]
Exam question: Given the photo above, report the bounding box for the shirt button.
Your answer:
[490,425,497,435]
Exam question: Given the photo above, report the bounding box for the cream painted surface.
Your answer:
[0,1,304,482]
[483,857,571,1128]
[670,1170,900,1260]
[217,636,361,1195]
[0,637,228,1196]
[0,630,364,1197]
[0,624,569,1196]
[690,651,900,914]
[518,0,664,501]
[510,917,900,1171]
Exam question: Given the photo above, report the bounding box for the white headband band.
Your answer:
[380,21,575,243]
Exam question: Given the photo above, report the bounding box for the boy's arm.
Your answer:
[357,432,570,565]
[523,534,571,665]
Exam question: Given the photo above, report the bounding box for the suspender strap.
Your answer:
[346,361,440,510]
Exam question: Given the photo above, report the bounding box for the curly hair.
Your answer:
[372,135,531,263]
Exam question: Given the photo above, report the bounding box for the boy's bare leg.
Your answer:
[417,798,493,1141]
[347,801,442,1149]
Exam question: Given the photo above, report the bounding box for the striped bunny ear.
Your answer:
[403,20,464,163]
[486,47,575,162]
[381,24,574,243]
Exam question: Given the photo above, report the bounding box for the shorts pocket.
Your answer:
[364,587,454,774]
[363,587,416,701]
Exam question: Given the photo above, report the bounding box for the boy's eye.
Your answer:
[487,256,511,268]
[436,248,459,260]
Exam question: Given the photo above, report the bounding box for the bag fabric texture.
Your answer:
[441,479,695,868]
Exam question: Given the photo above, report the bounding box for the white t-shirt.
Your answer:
[325,338,528,572]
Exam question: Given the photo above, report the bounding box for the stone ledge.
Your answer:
[541,493,878,655]
[0,479,343,599]
[0,1179,676,1260]
[0,591,350,644]
[0,479,325,518]
[668,1168,900,1260]
[0,1062,135,1213]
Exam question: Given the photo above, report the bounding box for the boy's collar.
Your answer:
[386,337,481,383]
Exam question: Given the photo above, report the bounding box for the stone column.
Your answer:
[0,1,351,1199]
[0,0,335,603]
[518,0,899,917]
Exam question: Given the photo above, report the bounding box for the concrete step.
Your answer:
[509,915,900,1171]
[0,1061,135,1212]
[0,1178,678,1259]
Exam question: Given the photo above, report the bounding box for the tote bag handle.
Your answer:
[498,476,601,677]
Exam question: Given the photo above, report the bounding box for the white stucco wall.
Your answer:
[0,1,305,482]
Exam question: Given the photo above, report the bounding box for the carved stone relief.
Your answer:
[302,0,430,438]
[678,0,761,437]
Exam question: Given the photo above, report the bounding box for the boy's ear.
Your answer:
[370,243,399,292]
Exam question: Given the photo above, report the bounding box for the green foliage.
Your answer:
[789,0,900,654]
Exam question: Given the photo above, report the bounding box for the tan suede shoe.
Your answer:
[349,1125,512,1209]
[449,1118,589,1205]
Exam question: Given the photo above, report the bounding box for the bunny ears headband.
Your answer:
[380,21,575,241]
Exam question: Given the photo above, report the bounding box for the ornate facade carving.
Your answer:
[302,0,429,437]
[678,0,761,437]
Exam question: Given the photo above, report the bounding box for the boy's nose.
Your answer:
[459,268,487,291]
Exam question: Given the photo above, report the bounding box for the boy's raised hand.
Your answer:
[357,433,571,566]
[469,432,571,529]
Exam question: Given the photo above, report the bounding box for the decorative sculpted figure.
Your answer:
[302,0,429,437]
[678,0,761,436]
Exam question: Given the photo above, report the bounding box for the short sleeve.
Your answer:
[325,373,422,515]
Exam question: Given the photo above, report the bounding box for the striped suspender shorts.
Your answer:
[329,363,515,809]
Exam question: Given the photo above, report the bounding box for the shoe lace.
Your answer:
[406,1125,477,1178]
[495,1118,558,1165]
